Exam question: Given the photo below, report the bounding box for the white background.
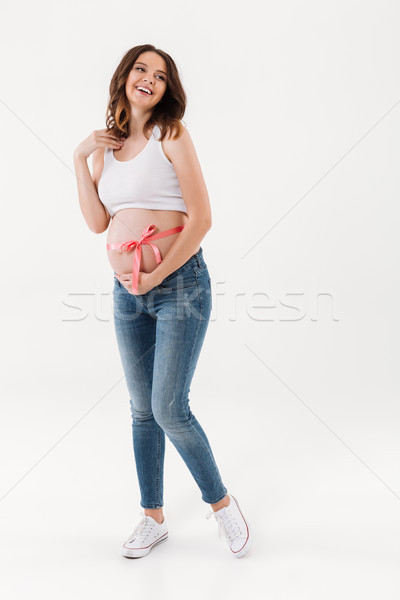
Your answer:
[0,0,399,598]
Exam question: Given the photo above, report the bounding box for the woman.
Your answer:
[73,44,252,559]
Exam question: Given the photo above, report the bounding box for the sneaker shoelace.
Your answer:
[205,508,242,542]
[128,511,154,543]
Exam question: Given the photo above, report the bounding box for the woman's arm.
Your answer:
[73,151,110,233]
[73,129,122,233]
[150,126,212,286]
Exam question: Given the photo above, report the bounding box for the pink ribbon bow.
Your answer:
[107,223,185,294]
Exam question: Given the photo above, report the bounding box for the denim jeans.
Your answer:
[112,247,228,508]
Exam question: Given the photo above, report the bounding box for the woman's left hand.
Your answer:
[115,271,159,295]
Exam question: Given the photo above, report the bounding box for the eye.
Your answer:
[134,67,165,81]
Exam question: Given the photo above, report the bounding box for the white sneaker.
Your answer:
[121,511,168,558]
[206,493,252,558]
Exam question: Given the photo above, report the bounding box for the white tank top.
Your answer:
[98,124,188,217]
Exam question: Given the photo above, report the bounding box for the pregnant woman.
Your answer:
[73,44,252,559]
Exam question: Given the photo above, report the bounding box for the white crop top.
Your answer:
[97,124,188,218]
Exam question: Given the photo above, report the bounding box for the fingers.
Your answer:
[118,274,132,292]
[102,135,124,149]
[97,130,125,148]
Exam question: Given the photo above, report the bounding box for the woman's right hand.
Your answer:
[74,128,125,160]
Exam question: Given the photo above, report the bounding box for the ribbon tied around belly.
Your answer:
[106,223,185,294]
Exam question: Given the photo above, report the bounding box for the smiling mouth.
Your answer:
[135,86,153,96]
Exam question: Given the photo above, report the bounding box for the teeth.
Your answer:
[137,86,152,95]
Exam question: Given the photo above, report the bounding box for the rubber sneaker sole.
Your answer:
[122,533,169,558]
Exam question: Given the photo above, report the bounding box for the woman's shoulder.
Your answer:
[154,120,188,142]
[159,123,197,168]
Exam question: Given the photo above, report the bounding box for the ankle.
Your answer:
[144,508,164,524]
[210,494,230,512]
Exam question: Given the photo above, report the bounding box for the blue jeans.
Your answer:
[112,247,228,508]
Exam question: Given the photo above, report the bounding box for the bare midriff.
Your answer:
[106,207,199,276]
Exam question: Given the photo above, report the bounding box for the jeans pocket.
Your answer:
[193,265,208,278]
[159,264,200,291]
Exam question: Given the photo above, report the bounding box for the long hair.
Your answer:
[105,44,187,141]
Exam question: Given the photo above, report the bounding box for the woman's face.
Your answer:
[125,51,168,109]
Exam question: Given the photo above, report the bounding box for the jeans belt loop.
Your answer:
[194,247,202,269]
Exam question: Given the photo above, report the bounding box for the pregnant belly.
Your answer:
[106,208,196,276]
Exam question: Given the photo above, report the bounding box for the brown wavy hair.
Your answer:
[105,44,187,142]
